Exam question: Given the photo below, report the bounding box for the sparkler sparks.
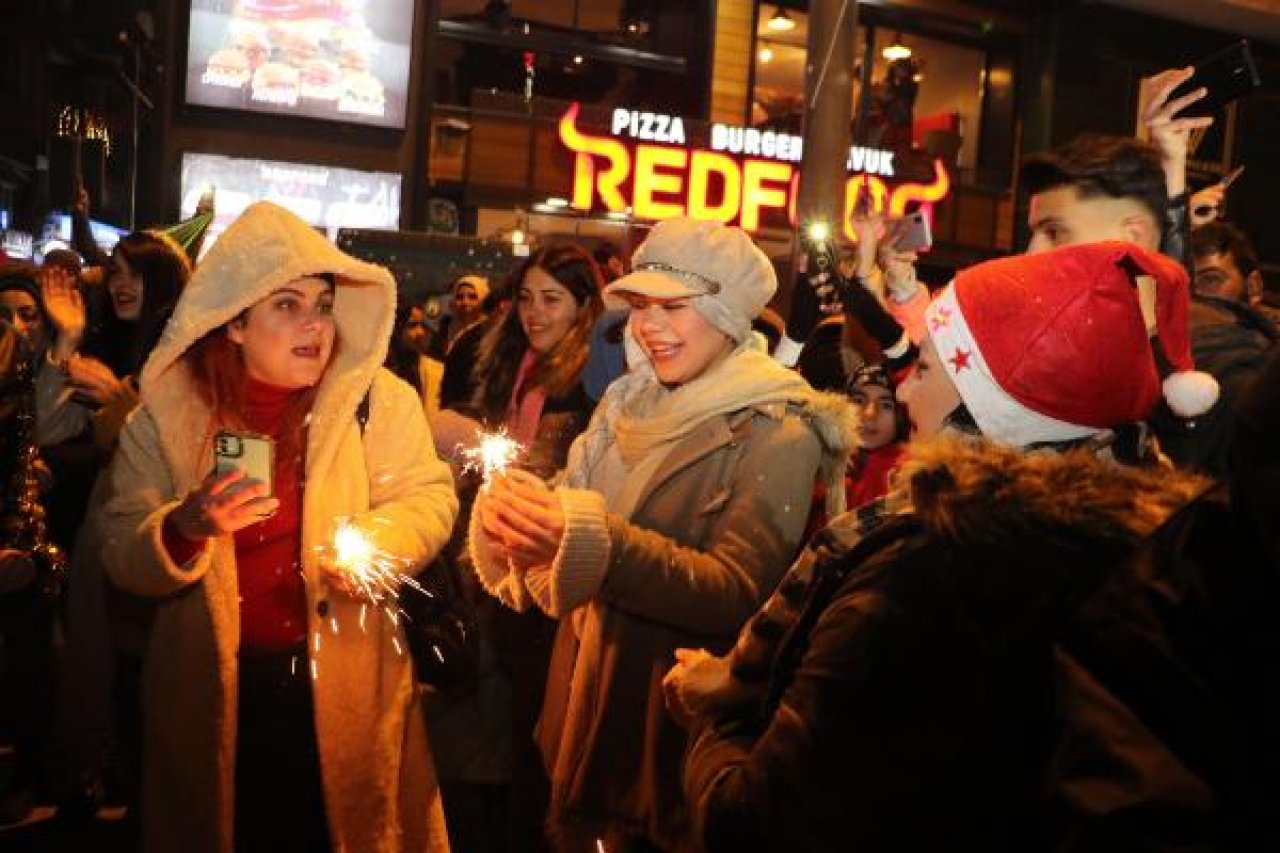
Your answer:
[460,429,523,484]
[331,519,425,605]
[313,520,438,681]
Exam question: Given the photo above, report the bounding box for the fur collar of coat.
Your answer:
[894,438,1208,552]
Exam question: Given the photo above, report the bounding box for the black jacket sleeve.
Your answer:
[683,539,985,852]
[70,207,110,268]
[1160,191,1191,272]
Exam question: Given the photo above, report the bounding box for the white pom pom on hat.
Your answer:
[1162,369,1220,418]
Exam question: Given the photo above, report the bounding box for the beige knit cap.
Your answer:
[605,217,776,342]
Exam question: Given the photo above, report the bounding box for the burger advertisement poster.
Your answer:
[185,0,414,129]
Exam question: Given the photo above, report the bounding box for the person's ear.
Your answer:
[226,315,246,345]
[1120,213,1159,251]
[1246,270,1264,305]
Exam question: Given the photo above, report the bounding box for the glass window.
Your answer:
[431,40,693,113]
[753,10,868,134]
[860,30,985,171]
[433,0,708,114]
[751,11,987,174]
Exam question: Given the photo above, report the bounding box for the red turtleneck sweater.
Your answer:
[164,377,309,656]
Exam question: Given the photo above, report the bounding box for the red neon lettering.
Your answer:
[558,105,952,234]
[687,151,741,223]
[633,144,689,220]
[740,159,793,231]
[888,159,951,217]
[559,103,632,211]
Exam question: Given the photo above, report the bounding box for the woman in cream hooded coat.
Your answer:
[98,201,458,852]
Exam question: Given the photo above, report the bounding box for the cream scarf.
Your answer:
[565,333,855,520]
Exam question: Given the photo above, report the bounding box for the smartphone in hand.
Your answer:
[214,431,275,498]
[892,210,933,253]
[1170,39,1262,118]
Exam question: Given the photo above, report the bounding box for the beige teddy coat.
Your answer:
[98,201,457,852]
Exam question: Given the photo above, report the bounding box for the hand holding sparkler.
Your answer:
[323,518,425,604]
[459,428,523,486]
[478,469,564,570]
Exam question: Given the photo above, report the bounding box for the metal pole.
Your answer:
[128,40,140,230]
[787,0,857,304]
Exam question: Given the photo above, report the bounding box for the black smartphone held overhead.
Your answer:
[802,223,864,316]
[1170,39,1262,118]
[213,430,275,498]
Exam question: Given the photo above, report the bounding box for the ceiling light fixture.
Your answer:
[759,45,774,63]
[882,34,912,61]
[766,7,796,33]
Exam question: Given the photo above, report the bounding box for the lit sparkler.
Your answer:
[330,518,425,605]
[460,428,523,485]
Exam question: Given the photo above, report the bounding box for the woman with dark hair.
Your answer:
[429,243,603,853]
[385,302,427,397]
[96,201,457,851]
[37,230,190,449]
[33,233,191,823]
[87,231,189,377]
[435,242,604,474]
[469,243,603,466]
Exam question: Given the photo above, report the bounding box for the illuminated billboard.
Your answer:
[180,152,401,253]
[184,0,415,129]
[559,104,951,241]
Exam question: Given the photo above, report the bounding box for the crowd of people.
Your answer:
[1,63,1277,853]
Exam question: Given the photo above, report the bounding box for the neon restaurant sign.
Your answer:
[558,103,951,241]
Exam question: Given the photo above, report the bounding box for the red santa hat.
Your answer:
[923,241,1218,447]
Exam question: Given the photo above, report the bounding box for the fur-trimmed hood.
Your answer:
[798,388,859,518]
[139,200,397,478]
[894,438,1208,554]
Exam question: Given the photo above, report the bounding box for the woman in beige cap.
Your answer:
[470,217,855,851]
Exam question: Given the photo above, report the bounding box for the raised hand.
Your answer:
[1142,67,1214,198]
[878,219,922,303]
[848,208,886,284]
[40,265,86,358]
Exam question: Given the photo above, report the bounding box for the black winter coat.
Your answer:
[684,440,1280,852]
